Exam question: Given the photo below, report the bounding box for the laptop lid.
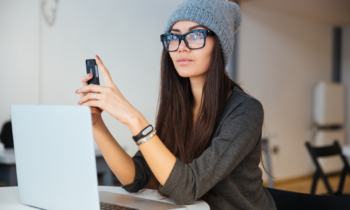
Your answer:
[11,105,100,210]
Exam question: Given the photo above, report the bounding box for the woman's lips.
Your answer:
[177,59,193,65]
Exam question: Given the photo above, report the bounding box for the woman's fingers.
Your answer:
[79,92,103,105]
[81,73,94,86]
[80,91,93,100]
[76,84,105,94]
[77,56,117,117]
[95,55,114,86]
[79,93,104,114]
[80,100,101,109]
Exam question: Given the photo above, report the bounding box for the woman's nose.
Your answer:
[178,39,190,52]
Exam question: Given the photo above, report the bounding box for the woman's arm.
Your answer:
[90,102,176,187]
[125,112,176,186]
[92,117,136,185]
[77,55,176,187]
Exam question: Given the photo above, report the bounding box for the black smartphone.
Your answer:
[85,59,100,85]
[85,59,100,110]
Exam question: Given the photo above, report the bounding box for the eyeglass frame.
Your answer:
[160,29,215,52]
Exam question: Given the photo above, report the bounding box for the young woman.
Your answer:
[76,0,276,209]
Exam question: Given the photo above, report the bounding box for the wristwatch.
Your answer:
[132,124,154,142]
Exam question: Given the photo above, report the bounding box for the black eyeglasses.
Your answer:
[160,29,215,52]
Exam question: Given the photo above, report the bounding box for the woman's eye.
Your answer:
[167,35,178,41]
[187,32,202,39]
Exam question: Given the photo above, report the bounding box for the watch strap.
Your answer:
[132,124,154,142]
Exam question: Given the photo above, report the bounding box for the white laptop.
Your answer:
[10,105,186,210]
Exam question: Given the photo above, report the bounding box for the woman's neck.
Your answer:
[189,74,233,108]
[189,74,206,109]
[189,74,233,124]
[190,75,205,125]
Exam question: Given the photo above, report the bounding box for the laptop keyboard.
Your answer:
[100,202,140,210]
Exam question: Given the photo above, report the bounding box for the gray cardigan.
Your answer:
[122,86,277,210]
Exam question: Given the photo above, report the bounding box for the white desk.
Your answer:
[0,186,209,210]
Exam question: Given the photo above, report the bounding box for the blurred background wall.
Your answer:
[0,0,185,160]
[239,0,350,181]
[0,0,350,183]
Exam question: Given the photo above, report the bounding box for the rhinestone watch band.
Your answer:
[136,130,157,146]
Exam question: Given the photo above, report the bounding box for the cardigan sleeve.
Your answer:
[121,150,152,192]
[158,97,264,205]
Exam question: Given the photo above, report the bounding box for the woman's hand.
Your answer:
[79,72,103,125]
[76,55,138,126]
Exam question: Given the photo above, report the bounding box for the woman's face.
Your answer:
[169,21,215,78]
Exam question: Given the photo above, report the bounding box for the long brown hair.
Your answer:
[145,34,268,202]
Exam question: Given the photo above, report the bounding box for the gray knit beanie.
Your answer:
[163,0,242,67]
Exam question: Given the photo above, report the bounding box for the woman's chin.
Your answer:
[175,67,196,78]
[177,72,195,78]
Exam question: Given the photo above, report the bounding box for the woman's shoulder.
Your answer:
[213,86,265,133]
[212,86,265,147]
[226,86,264,117]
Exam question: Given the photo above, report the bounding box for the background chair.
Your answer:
[0,121,13,148]
[305,140,350,195]
[267,187,350,210]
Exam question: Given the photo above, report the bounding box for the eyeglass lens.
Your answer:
[163,31,205,51]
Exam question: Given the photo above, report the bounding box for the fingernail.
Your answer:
[78,101,80,105]
[96,55,100,60]
[75,89,79,93]
[89,74,93,77]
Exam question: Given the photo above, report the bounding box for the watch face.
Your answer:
[142,126,153,135]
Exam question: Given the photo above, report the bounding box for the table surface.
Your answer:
[0,186,209,210]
